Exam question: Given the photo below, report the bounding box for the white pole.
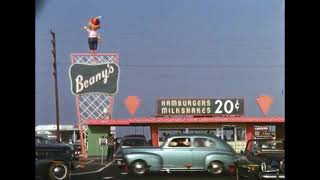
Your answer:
[101,145,104,165]
[234,127,237,142]
[73,130,76,143]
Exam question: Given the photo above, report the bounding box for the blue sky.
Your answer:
[36,0,284,128]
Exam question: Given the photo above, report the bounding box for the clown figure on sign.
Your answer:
[83,16,102,54]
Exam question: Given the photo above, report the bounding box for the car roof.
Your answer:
[35,135,48,139]
[248,138,284,142]
[122,137,146,140]
[123,135,146,138]
[166,134,220,139]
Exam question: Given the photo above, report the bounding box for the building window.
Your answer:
[236,128,246,141]
[189,129,217,136]
[223,127,235,142]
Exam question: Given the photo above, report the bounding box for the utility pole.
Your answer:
[50,30,61,142]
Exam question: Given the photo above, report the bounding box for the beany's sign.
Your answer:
[69,63,120,95]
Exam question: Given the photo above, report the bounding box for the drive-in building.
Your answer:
[85,98,284,155]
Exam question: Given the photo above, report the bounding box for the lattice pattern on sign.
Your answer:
[79,94,112,120]
[71,54,117,64]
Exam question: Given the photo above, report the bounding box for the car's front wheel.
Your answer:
[130,160,148,176]
[48,162,70,180]
[208,161,224,175]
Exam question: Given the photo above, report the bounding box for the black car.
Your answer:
[35,136,73,180]
[235,138,285,179]
[120,135,149,147]
[68,142,81,160]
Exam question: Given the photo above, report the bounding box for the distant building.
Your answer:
[35,124,83,143]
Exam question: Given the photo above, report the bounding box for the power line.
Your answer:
[119,64,284,69]
[38,62,284,69]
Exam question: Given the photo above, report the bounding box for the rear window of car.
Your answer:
[168,138,191,147]
[194,138,216,148]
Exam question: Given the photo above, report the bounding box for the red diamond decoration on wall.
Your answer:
[124,96,141,117]
[256,95,273,116]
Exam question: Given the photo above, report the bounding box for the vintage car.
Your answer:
[235,138,285,179]
[114,134,237,176]
[35,136,73,180]
[69,142,81,160]
[118,135,149,148]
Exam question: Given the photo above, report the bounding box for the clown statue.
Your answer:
[83,16,102,54]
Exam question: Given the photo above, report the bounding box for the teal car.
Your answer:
[114,134,237,176]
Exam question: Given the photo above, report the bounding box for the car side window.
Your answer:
[36,151,47,159]
[194,138,216,148]
[168,138,191,147]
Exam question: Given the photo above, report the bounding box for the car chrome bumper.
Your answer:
[115,158,124,164]
[115,158,129,173]
[260,173,285,179]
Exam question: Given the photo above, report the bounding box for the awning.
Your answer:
[86,116,284,126]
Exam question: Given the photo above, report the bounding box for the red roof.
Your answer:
[86,116,284,126]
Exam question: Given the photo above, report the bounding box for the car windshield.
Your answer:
[253,139,284,151]
[122,138,147,146]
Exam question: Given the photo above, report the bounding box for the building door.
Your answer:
[222,125,236,141]
[222,125,246,153]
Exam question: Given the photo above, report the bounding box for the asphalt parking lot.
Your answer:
[70,158,237,180]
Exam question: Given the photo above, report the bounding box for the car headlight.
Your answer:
[261,162,267,172]
[234,156,241,164]
[280,160,285,173]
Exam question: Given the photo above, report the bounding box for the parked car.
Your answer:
[114,134,237,176]
[119,135,149,147]
[69,142,81,160]
[35,136,73,180]
[114,135,150,159]
[235,138,285,179]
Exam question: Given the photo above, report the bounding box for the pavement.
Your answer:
[70,157,237,180]
[71,157,113,174]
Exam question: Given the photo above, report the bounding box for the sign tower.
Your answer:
[70,53,119,161]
